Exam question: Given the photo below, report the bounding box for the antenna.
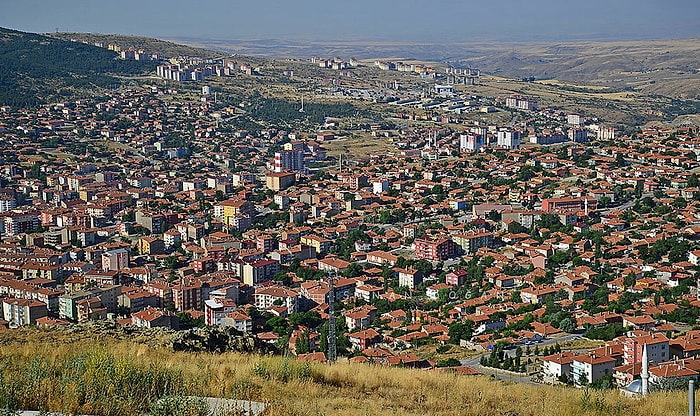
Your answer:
[327,272,337,363]
[299,95,305,113]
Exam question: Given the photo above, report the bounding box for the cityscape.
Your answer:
[1,2,700,415]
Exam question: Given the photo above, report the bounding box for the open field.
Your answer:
[0,329,692,416]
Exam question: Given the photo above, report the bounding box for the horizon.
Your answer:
[1,0,699,44]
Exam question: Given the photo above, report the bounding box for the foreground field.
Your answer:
[0,330,691,416]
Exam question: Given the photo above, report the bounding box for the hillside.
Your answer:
[0,326,690,416]
[0,27,155,107]
[50,32,222,59]
[192,38,700,100]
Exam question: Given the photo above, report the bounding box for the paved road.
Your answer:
[459,333,581,385]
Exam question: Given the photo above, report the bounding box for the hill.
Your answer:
[0,325,690,416]
[0,27,156,107]
[191,38,700,100]
[50,32,222,59]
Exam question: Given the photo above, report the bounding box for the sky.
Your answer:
[1,0,699,43]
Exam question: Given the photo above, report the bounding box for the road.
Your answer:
[459,333,581,385]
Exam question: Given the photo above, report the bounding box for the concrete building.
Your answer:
[274,149,304,173]
[102,248,129,271]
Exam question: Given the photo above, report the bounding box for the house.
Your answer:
[571,353,617,386]
[622,315,656,331]
[541,351,577,383]
[348,328,382,351]
[318,257,351,275]
[426,283,451,300]
[131,307,179,330]
[366,250,398,266]
[395,268,423,290]
[343,305,377,331]
[223,310,252,333]
[446,269,468,286]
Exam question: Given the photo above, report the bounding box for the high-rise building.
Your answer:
[497,130,521,149]
[460,134,484,152]
[274,149,304,173]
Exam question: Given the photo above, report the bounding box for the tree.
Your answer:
[295,330,311,355]
[448,320,474,344]
[559,318,575,333]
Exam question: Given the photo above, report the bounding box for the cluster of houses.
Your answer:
[0,58,700,393]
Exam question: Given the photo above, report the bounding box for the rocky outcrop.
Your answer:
[171,326,277,354]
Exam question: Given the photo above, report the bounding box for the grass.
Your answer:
[0,329,693,416]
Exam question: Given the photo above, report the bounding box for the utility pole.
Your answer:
[327,272,337,363]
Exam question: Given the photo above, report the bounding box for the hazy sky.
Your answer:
[1,0,699,42]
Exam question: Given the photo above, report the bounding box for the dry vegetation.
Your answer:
[0,329,691,416]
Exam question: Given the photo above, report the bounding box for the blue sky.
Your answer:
[1,0,699,42]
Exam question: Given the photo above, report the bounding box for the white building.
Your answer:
[460,134,484,152]
[572,354,617,386]
[372,180,389,195]
[274,150,304,173]
[0,196,16,212]
[497,130,521,149]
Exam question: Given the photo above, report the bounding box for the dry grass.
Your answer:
[0,330,692,416]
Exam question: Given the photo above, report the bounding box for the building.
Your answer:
[266,172,296,191]
[446,269,469,286]
[242,259,280,286]
[223,310,252,333]
[505,95,538,111]
[58,285,120,321]
[300,235,332,254]
[541,197,597,213]
[131,307,179,330]
[497,130,520,149]
[137,236,165,255]
[452,231,494,255]
[460,134,484,152]
[541,351,578,383]
[204,298,237,327]
[414,238,456,261]
[254,286,298,313]
[572,353,617,386]
[102,248,129,271]
[2,298,48,327]
[395,268,423,290]
[623,333,670,365]
[274,149,304,172]
[3,211,39,236]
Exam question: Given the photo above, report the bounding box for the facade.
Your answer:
[274,149,304,173]
[102,248,129,271]
[497,130,521,149]
[460,134,484,152]
[2,298,48,327]
[266,172,296,191]
[572,354,617,386]
[414,238,456,261]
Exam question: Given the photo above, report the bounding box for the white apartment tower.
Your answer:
[497,130,521,149]
[274,149,304,173]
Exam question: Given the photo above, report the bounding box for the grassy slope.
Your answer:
[0,27,155,107]
[0,328,688,416]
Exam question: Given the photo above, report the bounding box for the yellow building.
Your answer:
[265,172,296,191]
